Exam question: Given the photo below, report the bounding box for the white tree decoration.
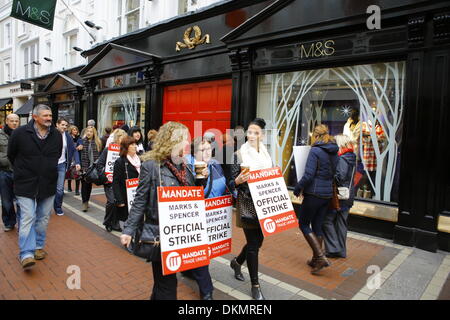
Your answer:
[331,62,405,202]
[269,70,325,175]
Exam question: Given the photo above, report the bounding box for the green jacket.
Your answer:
[0,129,12,171]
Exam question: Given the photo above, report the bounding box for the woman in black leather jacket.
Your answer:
[120,122,196,300]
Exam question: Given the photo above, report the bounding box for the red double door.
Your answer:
[163,79,232,142]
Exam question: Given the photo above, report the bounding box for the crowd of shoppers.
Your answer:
[1,105,357,301]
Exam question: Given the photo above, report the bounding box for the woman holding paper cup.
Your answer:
[293,124,339,275]
[228,118,272,300]
[97,129,128,232]
[184,137,227,300]
[112,136,141,223]
[120,121,195,300]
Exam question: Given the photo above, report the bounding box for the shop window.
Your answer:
[58,104,75,125]
[257,61,405,204]
[98,89,145,137]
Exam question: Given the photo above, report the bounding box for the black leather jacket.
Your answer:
[122,160,195,237]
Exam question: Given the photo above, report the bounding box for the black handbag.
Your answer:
[128,222,161,262]
[83,159,108,186]
[237,191,259,225]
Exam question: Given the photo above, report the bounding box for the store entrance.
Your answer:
[163,79,232,140]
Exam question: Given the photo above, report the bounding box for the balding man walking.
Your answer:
[0,113,21,232]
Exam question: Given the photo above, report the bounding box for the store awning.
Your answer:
[15,97,34,115]
[0,98,12,109]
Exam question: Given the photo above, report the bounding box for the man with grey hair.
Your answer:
[87,119,95,127]
[0,113,21,232]
[8,104,62,269]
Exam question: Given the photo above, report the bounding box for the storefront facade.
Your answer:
[0,81,34,126]
[80,0,450,252]
[32,66,85,129]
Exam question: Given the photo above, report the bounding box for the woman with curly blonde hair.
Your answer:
[121,122,198,300]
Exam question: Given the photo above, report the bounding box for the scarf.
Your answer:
[338,147,354,156]
[239,141,272,171]
[164,160,189,186]
[127,154,141,174]
[3,124,12,136]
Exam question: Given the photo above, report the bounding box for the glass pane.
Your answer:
[257,61,406,204]
[58,104,75,124]
[97,89,146,137]
[118,0,122,15]
[126,10,139,33]
[126,0,139,12]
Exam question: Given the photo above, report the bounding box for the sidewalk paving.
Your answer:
[1,186,449,300]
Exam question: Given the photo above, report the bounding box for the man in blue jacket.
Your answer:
[54,118,80,216]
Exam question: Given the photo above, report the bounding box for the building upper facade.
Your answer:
[0,0,224,85]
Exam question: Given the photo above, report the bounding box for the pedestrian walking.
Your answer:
[128,126,145,156]
[112,136,141,224]
[120,121,194,300]
[183,137,227,300]
[67,125,82,195]
[0,114,21,232]
[98,129,128,232]
[293,124,339,275]
[54,118,80,216]
[322,134,356,259]
[228,118,272,300]
[80,126,102,212]
[146,129,157,151]
[100,127,112,151]
[7,105,62,269]
[87,119,96,127]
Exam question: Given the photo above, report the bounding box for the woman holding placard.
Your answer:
[120,122,195,300]
[228,118,272,300]
[112,136,141,224]
[293,124,339,275]
[98,129,128,232]
[184,137,227,300]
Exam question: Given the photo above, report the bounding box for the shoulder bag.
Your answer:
[127,162,161,262]
[337,161,355,200]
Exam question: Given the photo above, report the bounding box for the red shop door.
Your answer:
[163,79,232,142]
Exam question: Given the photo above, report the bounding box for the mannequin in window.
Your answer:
[360,119,386,198]
[343,109,361,149]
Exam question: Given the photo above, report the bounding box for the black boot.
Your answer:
[307,235,324,267]
[230,258,245,281]
[251,285,265,300]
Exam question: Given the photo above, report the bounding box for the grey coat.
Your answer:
[122,160,195,237]
[0,129,12,171]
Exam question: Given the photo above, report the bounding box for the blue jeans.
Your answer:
[53,162,67,215]
[17,195,54,261]
[0,170,20,228]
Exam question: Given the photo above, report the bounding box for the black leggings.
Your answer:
[151,261,177,300]
[236,227,264,286]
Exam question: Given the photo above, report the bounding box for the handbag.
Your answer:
[337,163,355,200]
[237,191,259,225]
[128,222,161,262]
[328,154,340,211]
[65,164,80,180]
[82,159,108,186]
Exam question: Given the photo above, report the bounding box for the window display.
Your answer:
[98,89,145,136]
[257,61,405,204]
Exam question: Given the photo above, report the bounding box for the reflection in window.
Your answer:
[257,61,405,204]
[98,90,145,137]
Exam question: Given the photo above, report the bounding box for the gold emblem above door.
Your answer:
[176,26,210,51]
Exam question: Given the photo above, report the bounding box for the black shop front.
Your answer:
[80,0,450,252]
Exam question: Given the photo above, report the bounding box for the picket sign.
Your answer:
[205,195,233,259]
[157,186,209,275]
[125,178,139,213]
[105,143,120,183]
[247,167,299,237]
